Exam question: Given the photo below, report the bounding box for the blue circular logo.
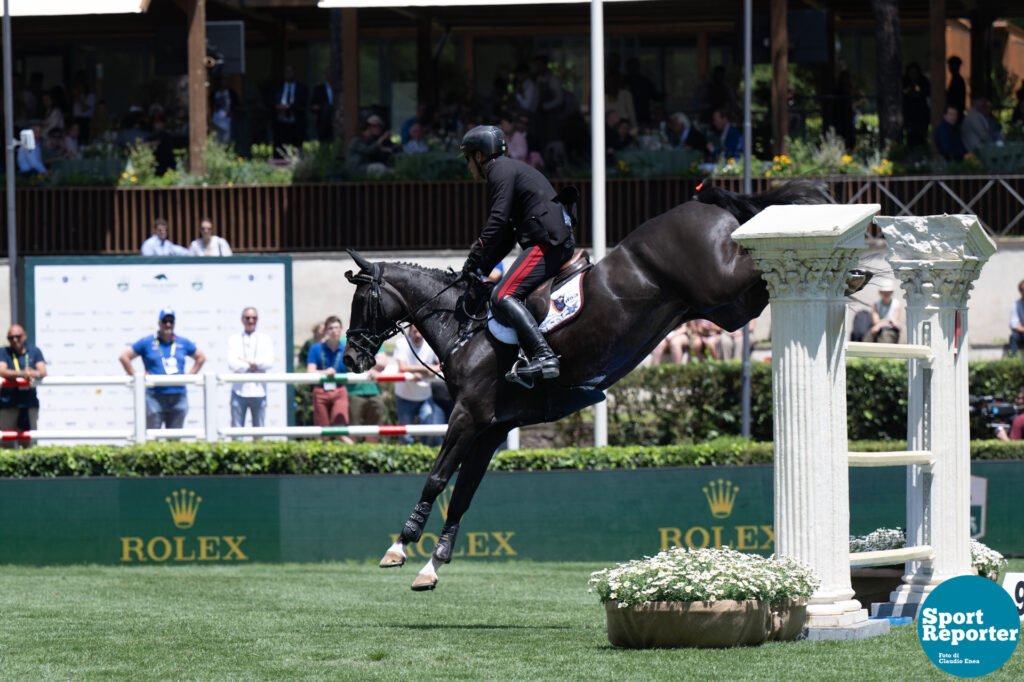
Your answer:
[918,575,1020,677]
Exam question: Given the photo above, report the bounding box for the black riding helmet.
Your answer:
[460,125,508,160]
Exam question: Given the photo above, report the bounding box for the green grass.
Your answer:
[0,560,1021,680]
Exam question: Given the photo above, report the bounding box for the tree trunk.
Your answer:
[872,0,902,148]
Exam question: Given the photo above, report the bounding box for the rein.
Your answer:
[346,263,468,379]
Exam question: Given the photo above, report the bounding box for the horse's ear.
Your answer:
[346,248,374,273]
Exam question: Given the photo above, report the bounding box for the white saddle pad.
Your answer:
[487,272,586,345]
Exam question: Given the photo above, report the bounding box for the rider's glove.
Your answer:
[462,253,482,279]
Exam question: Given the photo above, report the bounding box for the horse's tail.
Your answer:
[695,179,831,225]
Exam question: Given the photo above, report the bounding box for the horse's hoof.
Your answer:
[411,573,437,591]
[379,550,406,568]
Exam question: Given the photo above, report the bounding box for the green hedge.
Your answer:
[1,437,1022,478]
[582,359,1024,445]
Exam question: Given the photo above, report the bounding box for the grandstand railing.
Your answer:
[3,175,1023,255]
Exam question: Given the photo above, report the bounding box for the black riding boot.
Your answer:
[494,296,560,381]
[433,522,460,564]
[400,501,432,544]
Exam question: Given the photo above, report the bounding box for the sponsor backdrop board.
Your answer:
[25,257,294,442]
[0,461,1019,565]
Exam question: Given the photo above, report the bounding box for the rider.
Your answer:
[460,124,575,382]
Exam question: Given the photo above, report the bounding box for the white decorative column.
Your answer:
[734,204,885,639]
[875,215,996,617]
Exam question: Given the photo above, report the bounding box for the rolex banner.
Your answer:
[0,461,1020,565]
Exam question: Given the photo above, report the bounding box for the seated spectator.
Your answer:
[688,319,721,361]
[188,217,233,257]
[605,71,637,129]
[718,320,755,360]
[40,90,65,139]
[393,325,445,447]
[345,114,393,177]
[1008,279,1024,357]
[708,108,742,160]
[996,387,1024,441]
[650,324,689,365]
[934,106,966,162]
[117,107,148,148]
[64,122,81,158]
[41,128,73,168]
[869,279,902,343]
[401,102,433,144]
[608,117,635,153]
[669,112,707,154]
[962,95,1000,154]
[402,122,430,154]
[850,309,873,343]
[16,124,47,176]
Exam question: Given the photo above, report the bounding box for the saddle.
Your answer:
[526,248,592,318]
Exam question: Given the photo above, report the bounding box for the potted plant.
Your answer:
[588,547,819,648]
[849,527,1007,607]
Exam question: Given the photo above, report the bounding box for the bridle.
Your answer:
[344,262,468,367]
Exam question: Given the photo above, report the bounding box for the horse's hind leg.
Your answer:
[381,404,478,568]
[411,424,511,591]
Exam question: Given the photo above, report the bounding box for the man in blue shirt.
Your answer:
[119,308,206,429]
[0,324,47,448]
[140,218,189,256]
[16,124,47,176]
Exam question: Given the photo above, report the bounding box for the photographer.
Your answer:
[995,387,1024,440]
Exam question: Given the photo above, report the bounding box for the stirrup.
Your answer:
[504,355,560,389]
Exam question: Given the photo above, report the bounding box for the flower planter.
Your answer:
[605,599,806,648]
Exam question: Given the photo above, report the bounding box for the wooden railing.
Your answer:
[2,175,1023,255]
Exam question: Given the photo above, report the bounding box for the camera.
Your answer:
[969,394,1022,438]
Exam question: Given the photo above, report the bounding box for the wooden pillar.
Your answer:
[770,0,788,155]
[969,8,998,98]
[930,0,946,156]
[187,0,207,175]
[342,8,360,144]
[329,9,344,140]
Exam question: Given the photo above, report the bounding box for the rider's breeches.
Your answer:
[490,238,575,312]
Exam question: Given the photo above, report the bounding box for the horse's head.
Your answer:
[343,249,407,372]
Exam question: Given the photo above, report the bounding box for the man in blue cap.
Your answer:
[119,308,206,429]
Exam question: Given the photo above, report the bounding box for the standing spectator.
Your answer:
[946,56,966,123]
[513,63,539,116]
[210,77,239,146]
[345,114,393,177]
[934,106,966,162]
[827,70,857,150]
[70,70,95,145]
[962,95,999,154]
[298,321,325,370]
[16,124,47,176]
[533,54,564,151]
[508,112,544,168]
[392,325,445,446]
[140,218,189,256]
[699,65,738,124]
[40,90,65,140]
[626,57,662,128]
[306,315,354,443]
[0,324,47,448]
[1008,279,1024,357]
[310,67,337,142]
[150,116,175,176]
[271,65,307,152]
[869,279,902,344]
[605,71,637,129]
[226,307,274,430]
[188,217,233,256]
[708,108,742,160]
[119,308,206,429]
[902,62,931,148]
[347,348,389,443]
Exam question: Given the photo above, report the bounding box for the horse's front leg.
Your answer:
[380,403,478,568]
[411,422,511,591]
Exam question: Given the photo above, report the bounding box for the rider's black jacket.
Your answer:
[469,156,574,273]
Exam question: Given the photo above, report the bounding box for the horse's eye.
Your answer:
[344,270,354,281]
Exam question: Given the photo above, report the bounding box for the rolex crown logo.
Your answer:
[703,479,738,519]
[437,485,455,521]
[166,489,202,529]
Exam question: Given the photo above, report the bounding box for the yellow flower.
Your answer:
[765,170,772,177]
[130,176,137,182]
[841,154,852,164]
[780,155,791,164]
[773,155,780,162]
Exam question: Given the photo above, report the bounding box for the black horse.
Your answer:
[343,181,838,590]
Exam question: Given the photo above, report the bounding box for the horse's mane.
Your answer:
[696,179,831,225]
[389,261,461,284]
